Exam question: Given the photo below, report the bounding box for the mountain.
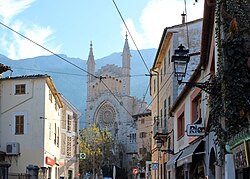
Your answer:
[0,48,157,128]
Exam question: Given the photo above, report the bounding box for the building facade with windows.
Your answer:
[150,19,202,179]
[133,110,152,179]
[59,94,81,179]
[0,74,63,178]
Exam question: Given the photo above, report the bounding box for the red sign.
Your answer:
[78,172,81,177]
[132,168,138,175]
[46,156,55,166]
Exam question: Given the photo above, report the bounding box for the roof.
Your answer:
[152,18,203,69]
[0,74,64,108]
[132,110,151,119]
[0,74,50,81]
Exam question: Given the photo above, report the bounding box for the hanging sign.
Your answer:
[186,124,205,136]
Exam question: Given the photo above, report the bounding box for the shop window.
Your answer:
[15,84,25,95]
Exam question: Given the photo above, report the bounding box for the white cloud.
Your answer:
[0,0,62,59]
[1,22,62,60]
[121,0,204,50]
[0,0,35,24]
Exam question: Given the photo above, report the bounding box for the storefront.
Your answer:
[231,140,250,179]
[166,140,205,179]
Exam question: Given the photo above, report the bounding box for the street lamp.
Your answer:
[171,44,190,84]
[171,44,213,94]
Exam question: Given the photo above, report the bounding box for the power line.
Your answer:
[0,21,97,79]
[112,0,150,74]
[142,72,174,114]
[11,67,153,78]
[0,21,146,119]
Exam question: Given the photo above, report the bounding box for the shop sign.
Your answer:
[46,156,55,166]
[232,141,249,169]
[186,124,205,136]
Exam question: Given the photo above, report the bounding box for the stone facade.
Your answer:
[85,35,147,170]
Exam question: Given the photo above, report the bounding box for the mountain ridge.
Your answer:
[1,48,157,128]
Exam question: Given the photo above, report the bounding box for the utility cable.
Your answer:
[0,21,97,79]
[112,0,150,74]
[0,21,139,119]
[142,72,174,114]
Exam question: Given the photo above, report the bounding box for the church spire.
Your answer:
[122,32,131,96]
[122,32,131,69]
[87,41,95,82]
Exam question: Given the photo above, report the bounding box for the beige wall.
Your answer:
[0,77,61,178]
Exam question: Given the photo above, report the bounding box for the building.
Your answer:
[85,35,148,176]
[168,0,250,178]
[0,74,62,178]
[59,94,81,179]
[133,110,152,179]
[150,18,202,179]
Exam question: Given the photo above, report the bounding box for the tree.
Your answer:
[79,124,118,177]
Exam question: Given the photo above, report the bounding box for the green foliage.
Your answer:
[79,124,117,175]
[210,0,250,165]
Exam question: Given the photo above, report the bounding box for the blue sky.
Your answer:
[0,0,204,60]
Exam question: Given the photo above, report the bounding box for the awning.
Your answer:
[166,152,182,169]
[177,140,204,167]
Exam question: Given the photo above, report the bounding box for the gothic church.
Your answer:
[85,34,148,169]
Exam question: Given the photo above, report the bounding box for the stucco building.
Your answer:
[150,18,202,179]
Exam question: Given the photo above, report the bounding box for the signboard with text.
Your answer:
[151,163,158,170]
[186,124,205,136]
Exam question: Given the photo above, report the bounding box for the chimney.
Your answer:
[181,12,186,24]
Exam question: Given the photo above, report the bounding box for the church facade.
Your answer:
[85,34,148,172]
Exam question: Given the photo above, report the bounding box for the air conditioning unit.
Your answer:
[6,142,20,155]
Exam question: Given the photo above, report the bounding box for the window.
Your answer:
[67,114,71,131]
[160,69,163,83]
[15,84,25,95]
[130,133,137,143]
[177,112,185,139]
[154,79,156,93]
[191,89,202,124]
[54,123,57,145]
[141,118,145,124]
[139,132,147,138]
[57,127,59,147]
[164,99,167,128]
[49,90,52,102]
[168,96,171,115]
[160,109,163,128]
[164,57,167,75]
[15,115,24,134]
[67,137,72,157]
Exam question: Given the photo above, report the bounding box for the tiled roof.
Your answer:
[0,74,50,80]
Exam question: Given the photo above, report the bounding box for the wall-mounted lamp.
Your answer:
[172,44,213,94]
[171,44,190,83]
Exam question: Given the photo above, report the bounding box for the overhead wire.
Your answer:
[112,0,150,74]
[0,21,139,121]
[112,0,154,116]
[142,72,174,114]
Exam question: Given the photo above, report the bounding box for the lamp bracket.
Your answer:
[180,81,213,94]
